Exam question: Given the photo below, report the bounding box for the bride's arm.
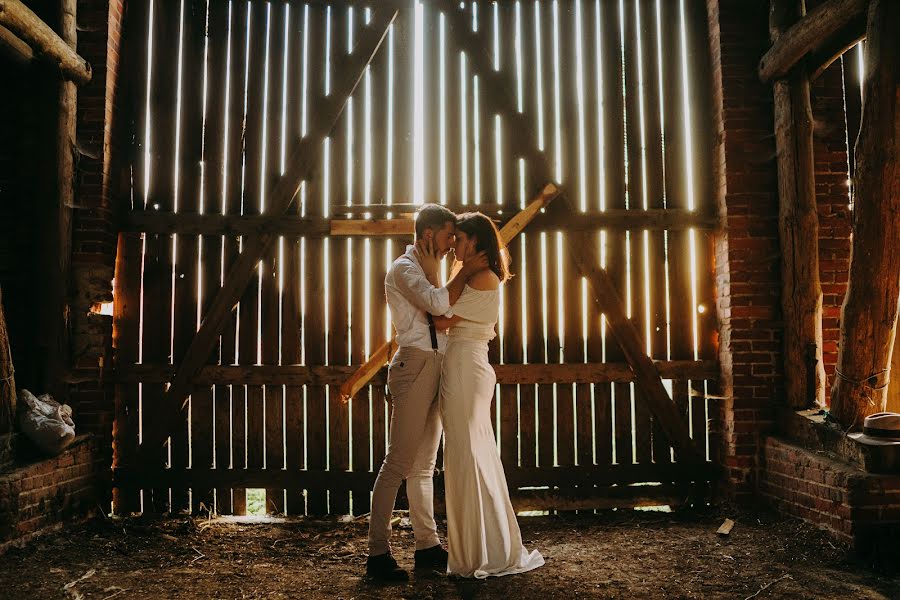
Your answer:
[432,314,462,331]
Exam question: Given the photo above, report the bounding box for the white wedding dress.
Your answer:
[440,275,545,578]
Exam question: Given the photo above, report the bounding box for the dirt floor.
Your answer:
[0,506,898,599]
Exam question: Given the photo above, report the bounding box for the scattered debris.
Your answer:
[717,518,735,536]
[62,568,96,600]
[743,573,793,600]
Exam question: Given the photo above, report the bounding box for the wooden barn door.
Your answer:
[113,0,719,516]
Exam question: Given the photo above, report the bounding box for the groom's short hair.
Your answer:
[414,204,457,239]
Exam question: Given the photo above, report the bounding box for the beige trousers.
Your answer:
[368,346,443,556]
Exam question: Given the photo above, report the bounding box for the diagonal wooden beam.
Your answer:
[338,183,561,402]
[758,0,869,83]
[140,7,399,456]
[440,2,702,463]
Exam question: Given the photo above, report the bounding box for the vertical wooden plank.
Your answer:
[262,4,287,515]
[214,2,248,516]
[191,0,230,514]
[620,0,652,468]
[497,1,524,471]
[113,231,143,514]
[634,0,671,466]
[141,0,181,513]
[282,4,305,517]
[516,0,544,471]
[303,3,329,516]
[685,0,716,367]
[170,0,208,515]
[113,0,150,516]
[600,0,632,468]
[239,2,270,513]
[393,9,413,204]
[555,0,582,472]
[326,4,352,516]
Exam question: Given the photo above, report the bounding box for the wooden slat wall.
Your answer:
[116,0,720,516]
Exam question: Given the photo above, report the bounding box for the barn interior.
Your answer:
[0,0,899,597]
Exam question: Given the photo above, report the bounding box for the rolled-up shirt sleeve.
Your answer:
[393,261,452,316]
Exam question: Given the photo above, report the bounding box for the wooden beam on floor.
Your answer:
[0,0,91,84]
[337,183,561,402]
[830,0,900,428]
[138,7,399,460]
[769,0,825,409]
[758,0,869,83]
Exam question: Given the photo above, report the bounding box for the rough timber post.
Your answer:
[768,0,825,408]
[830,0,900,428]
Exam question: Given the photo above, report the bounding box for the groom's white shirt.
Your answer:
[385,245,453,354]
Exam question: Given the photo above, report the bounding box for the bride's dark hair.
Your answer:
[455,212,511,283]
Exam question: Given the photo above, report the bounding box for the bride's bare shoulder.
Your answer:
[467,268,500,291]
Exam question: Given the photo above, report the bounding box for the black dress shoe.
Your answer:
[414,544,449,570]
[366,553,409,582]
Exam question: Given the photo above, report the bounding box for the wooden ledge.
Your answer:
[778,407,900,474]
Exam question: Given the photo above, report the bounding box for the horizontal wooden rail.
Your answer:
[125,208,717,236]
[115,359,719,387]
[113,461,720,491]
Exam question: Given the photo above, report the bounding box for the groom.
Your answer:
[366,204,487,581]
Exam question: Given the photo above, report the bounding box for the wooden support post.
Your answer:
[138,8,398,457]
[0,0,90,84]
[830,0,900,428]
[758,0,868,83]
[338,183,561,401]
[0,287,15,435]
[769,0,825,409]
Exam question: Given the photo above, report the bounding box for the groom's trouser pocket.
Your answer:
[386,350,429,402]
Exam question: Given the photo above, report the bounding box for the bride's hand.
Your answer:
[461,251,489,278]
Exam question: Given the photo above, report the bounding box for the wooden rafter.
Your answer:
[0,0,91,84]
[338,183,560,402]
[138,7,399,457]
[758,0,869,83]
[439,2,702,463]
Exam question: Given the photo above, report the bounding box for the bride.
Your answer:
[432,212,545,579]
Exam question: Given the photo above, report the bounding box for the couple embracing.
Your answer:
[366,204,544,581]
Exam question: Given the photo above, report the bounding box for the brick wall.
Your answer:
[67,0,125,443]
[761,437,900,557]
[707,0,783,496]
[0,436,104,549]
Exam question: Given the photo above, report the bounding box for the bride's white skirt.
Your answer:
[441,338,545,578]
